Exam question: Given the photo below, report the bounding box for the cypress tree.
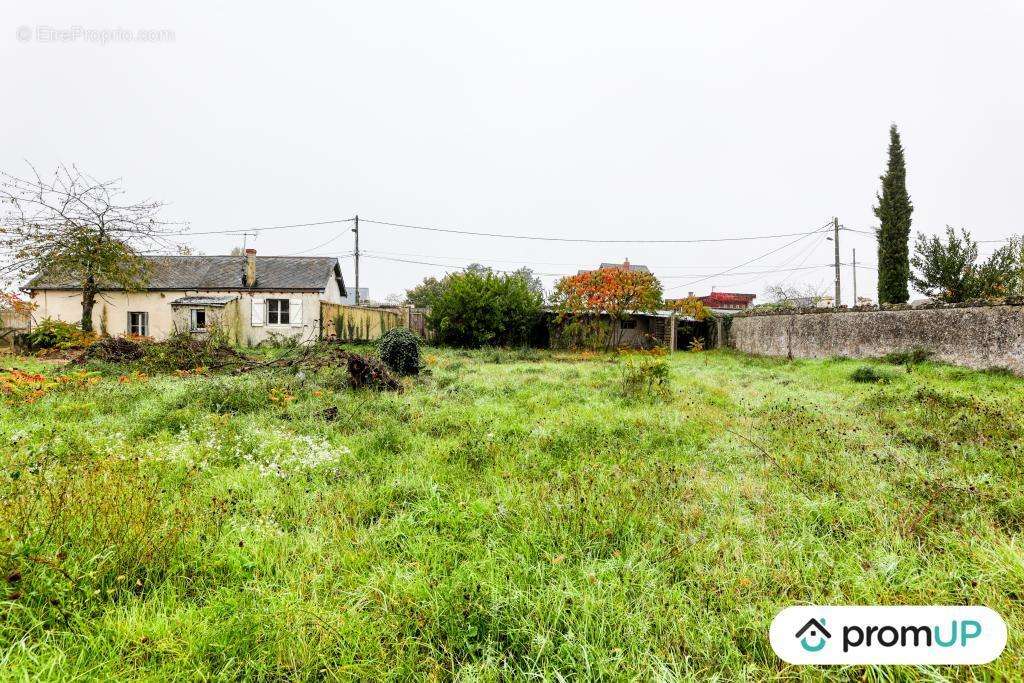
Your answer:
[874,124,913,304]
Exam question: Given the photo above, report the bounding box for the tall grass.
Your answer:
[0,350,1022,679]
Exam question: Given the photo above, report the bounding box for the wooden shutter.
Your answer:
[289,299,302,326]
[251,299,265,326]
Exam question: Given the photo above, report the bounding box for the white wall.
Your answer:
[30,288,327,346]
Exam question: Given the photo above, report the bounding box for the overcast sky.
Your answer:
[4,1,1023,303]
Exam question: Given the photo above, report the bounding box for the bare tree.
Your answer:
[0,164,184,331]
[764,281,829,306]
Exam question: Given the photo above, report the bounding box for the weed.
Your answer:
[850,365,890,383]
[618,355,671,399]
[880,347,934,365]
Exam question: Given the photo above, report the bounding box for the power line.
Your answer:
[360,218,835,244]
[286,231,349,255]
[183,218,353,237]
[363,252,833,280]
[665,221,834,292]
[363,249,835,272]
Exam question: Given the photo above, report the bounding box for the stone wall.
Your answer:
[730,301,1024,373]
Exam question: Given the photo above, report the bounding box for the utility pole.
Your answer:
[833,216,841,308]
[351,214,361,305]
[852,248,858,306]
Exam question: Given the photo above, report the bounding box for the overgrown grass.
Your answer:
[1,348,1023,680]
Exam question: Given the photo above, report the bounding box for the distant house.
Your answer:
[699,292,756,313]
[577,259,650,275]
[665,291,756,315]
[25,249,345,345]
[341,287,370,305]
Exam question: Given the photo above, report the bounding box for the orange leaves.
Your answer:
[551,267,663,318]
[268,387,295,405]
[0,370,50,403]
[0,368,98,403]
[667,295,713,321]
[0,291,35,315]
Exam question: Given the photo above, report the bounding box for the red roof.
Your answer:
[699,292,756,308]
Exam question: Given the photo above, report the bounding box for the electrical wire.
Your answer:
[664,221,834,292]
[363,253,833,280]
[285,230,349,255]
[360,218,835,244]
[182,218,353,237]
[362,249,835,272]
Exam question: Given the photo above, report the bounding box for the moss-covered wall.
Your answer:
[730,301,1024,373]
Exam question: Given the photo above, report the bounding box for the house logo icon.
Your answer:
[795,618,831,653]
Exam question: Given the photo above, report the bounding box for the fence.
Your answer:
[1,309,31,348]
[320,303,409,341]
[408,308,433,341]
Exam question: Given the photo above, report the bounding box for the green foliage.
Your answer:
[427,270,544,348]
[875,124,913,304]
[405,275,448,308]
[19,319,87,350]
[850,365,890,383]
[406,266,544,309]
[377,328,421,375]
[141,331,243,371]
[880,348,934,366]
[911,228,1024,302]
[618,354,671,399]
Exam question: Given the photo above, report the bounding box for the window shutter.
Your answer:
[289,299,302,326]
[251,299,265,326]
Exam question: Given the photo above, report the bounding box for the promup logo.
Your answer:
[795,618,831,652]
[770,606,1006,665]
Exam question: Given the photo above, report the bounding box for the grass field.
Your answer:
[2,348,1023,680]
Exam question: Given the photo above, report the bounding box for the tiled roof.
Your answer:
[598,262,650,272]
[700,292,756,307]
[28,255,344,294]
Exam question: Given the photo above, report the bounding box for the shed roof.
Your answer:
[169,295,238,307]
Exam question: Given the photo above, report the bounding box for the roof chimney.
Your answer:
[245,248,257,288]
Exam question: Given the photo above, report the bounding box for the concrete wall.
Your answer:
[30,288,327,346]
[730,302,1024,373]
[321,303,406,341]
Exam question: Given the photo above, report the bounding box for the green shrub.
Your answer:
[850,365,890,384]
[427,271,543,348]
[378,328,421,375]
[880,348,933,365]
[619,355,671,399]
[19,319,87,350]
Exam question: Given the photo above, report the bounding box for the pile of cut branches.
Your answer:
[73,336,147,364]
[142,332,248,371]
[229,342,401,391]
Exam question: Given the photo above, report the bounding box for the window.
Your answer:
[266,298,290,325]
[128,311,148,336]
[190,308,207,331]
[620,318,637,330]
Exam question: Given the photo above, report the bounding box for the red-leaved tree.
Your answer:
[550,267,663,349]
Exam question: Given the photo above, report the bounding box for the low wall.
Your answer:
[320,303,407,341]
[730,301,1024,373]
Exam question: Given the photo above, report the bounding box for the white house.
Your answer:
[26,249,346,346]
